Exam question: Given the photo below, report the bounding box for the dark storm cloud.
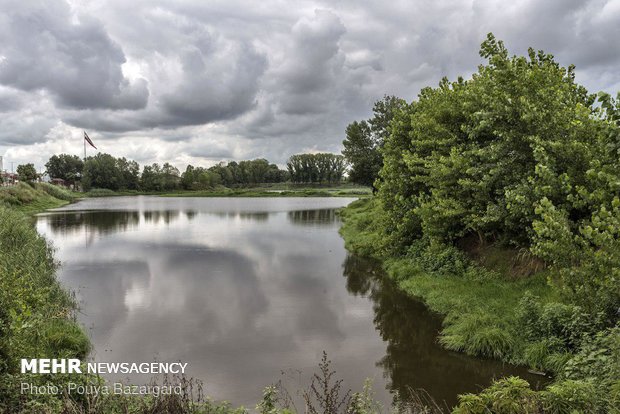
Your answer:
[0,0,149,111]
[1,0,619,167]
[160,42,267,125]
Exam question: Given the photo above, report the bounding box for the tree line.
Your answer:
[38,151,352,191]
[286,153,346,184]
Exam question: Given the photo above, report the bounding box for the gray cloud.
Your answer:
[160,42,267,126]
[0,0,149,111]
[1,0,619,169]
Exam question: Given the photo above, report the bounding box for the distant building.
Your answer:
[1,171,18,186]
[50,178,68,187]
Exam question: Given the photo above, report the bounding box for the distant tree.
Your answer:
[238,159,272,184]
[16,163,38,183]
[342,121,378,186]
[116,157,140,190]
[140,163,163,191]
[161,162,181,191]
[265,163,288,183]
[209,162,235,186]
[82,153,123,191]
[342,95,405,188]
[206,160,287,187]
[287,153,347,184]
[181,165,222,190]
[139,162,181,191]
[45,154,84,187]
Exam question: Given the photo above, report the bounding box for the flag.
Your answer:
[84,131,97,149]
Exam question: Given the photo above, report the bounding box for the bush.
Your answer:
[453,377,539,414]
[516,293,604,351]
[37,182,76,201]
[406,240,469,276]
[563,326,620,383]
[541,380,605,414]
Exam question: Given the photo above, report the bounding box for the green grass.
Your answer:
[339,197,620,412]
[0,204,91,411]
[339,198,558,364]
[83,184,372,198]
[0,182,80,214]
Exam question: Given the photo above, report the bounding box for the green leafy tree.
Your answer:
[45,154,84,187]
[342,120,377,186]
[82,153,123,191]
[181,165,222,190]
[206,159,287,187]
[287,153,346,184]
[16,163,38,183]
[209,162,235,186]
[342,96,405,188]
[375,33,619,317]
[140,163,163,191]
[160,162,181,191]
[116,157,140,190]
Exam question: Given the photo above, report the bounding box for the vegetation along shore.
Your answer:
[339,34,620,412]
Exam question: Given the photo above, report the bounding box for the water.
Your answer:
[36,196,545,408]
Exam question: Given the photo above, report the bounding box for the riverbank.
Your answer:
[84,183,371,198]
[0,182,79,214]
[0,199,91,411]
[339,198,620,412]
[0,183,370,214]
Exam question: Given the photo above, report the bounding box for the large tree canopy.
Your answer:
[16,163,38,183]
[45,154,84,186]
[377,34,620,316]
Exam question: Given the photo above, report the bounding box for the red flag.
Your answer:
[84,131,97,149]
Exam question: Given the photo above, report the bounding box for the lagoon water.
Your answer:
[36,196,544,408]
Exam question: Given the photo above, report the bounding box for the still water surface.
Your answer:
[36,196,543,408]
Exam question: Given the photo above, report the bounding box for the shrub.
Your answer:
[516,293,604,351]
[406,240,469,276]
[37,182,76,201]
[453,377,539,414]
[563,326,620,383]
[440,312,514,359]
[541,380,604,414]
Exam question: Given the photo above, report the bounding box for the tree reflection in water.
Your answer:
[342,254,546,408]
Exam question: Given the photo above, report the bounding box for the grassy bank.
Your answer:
[0,182,80,214]
[83,183,371,198]
[339,198,620,413]
[0,202,90,411]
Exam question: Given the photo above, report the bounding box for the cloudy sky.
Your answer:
[1,0,619,171]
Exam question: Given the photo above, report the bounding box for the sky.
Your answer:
[1,0,619,172]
